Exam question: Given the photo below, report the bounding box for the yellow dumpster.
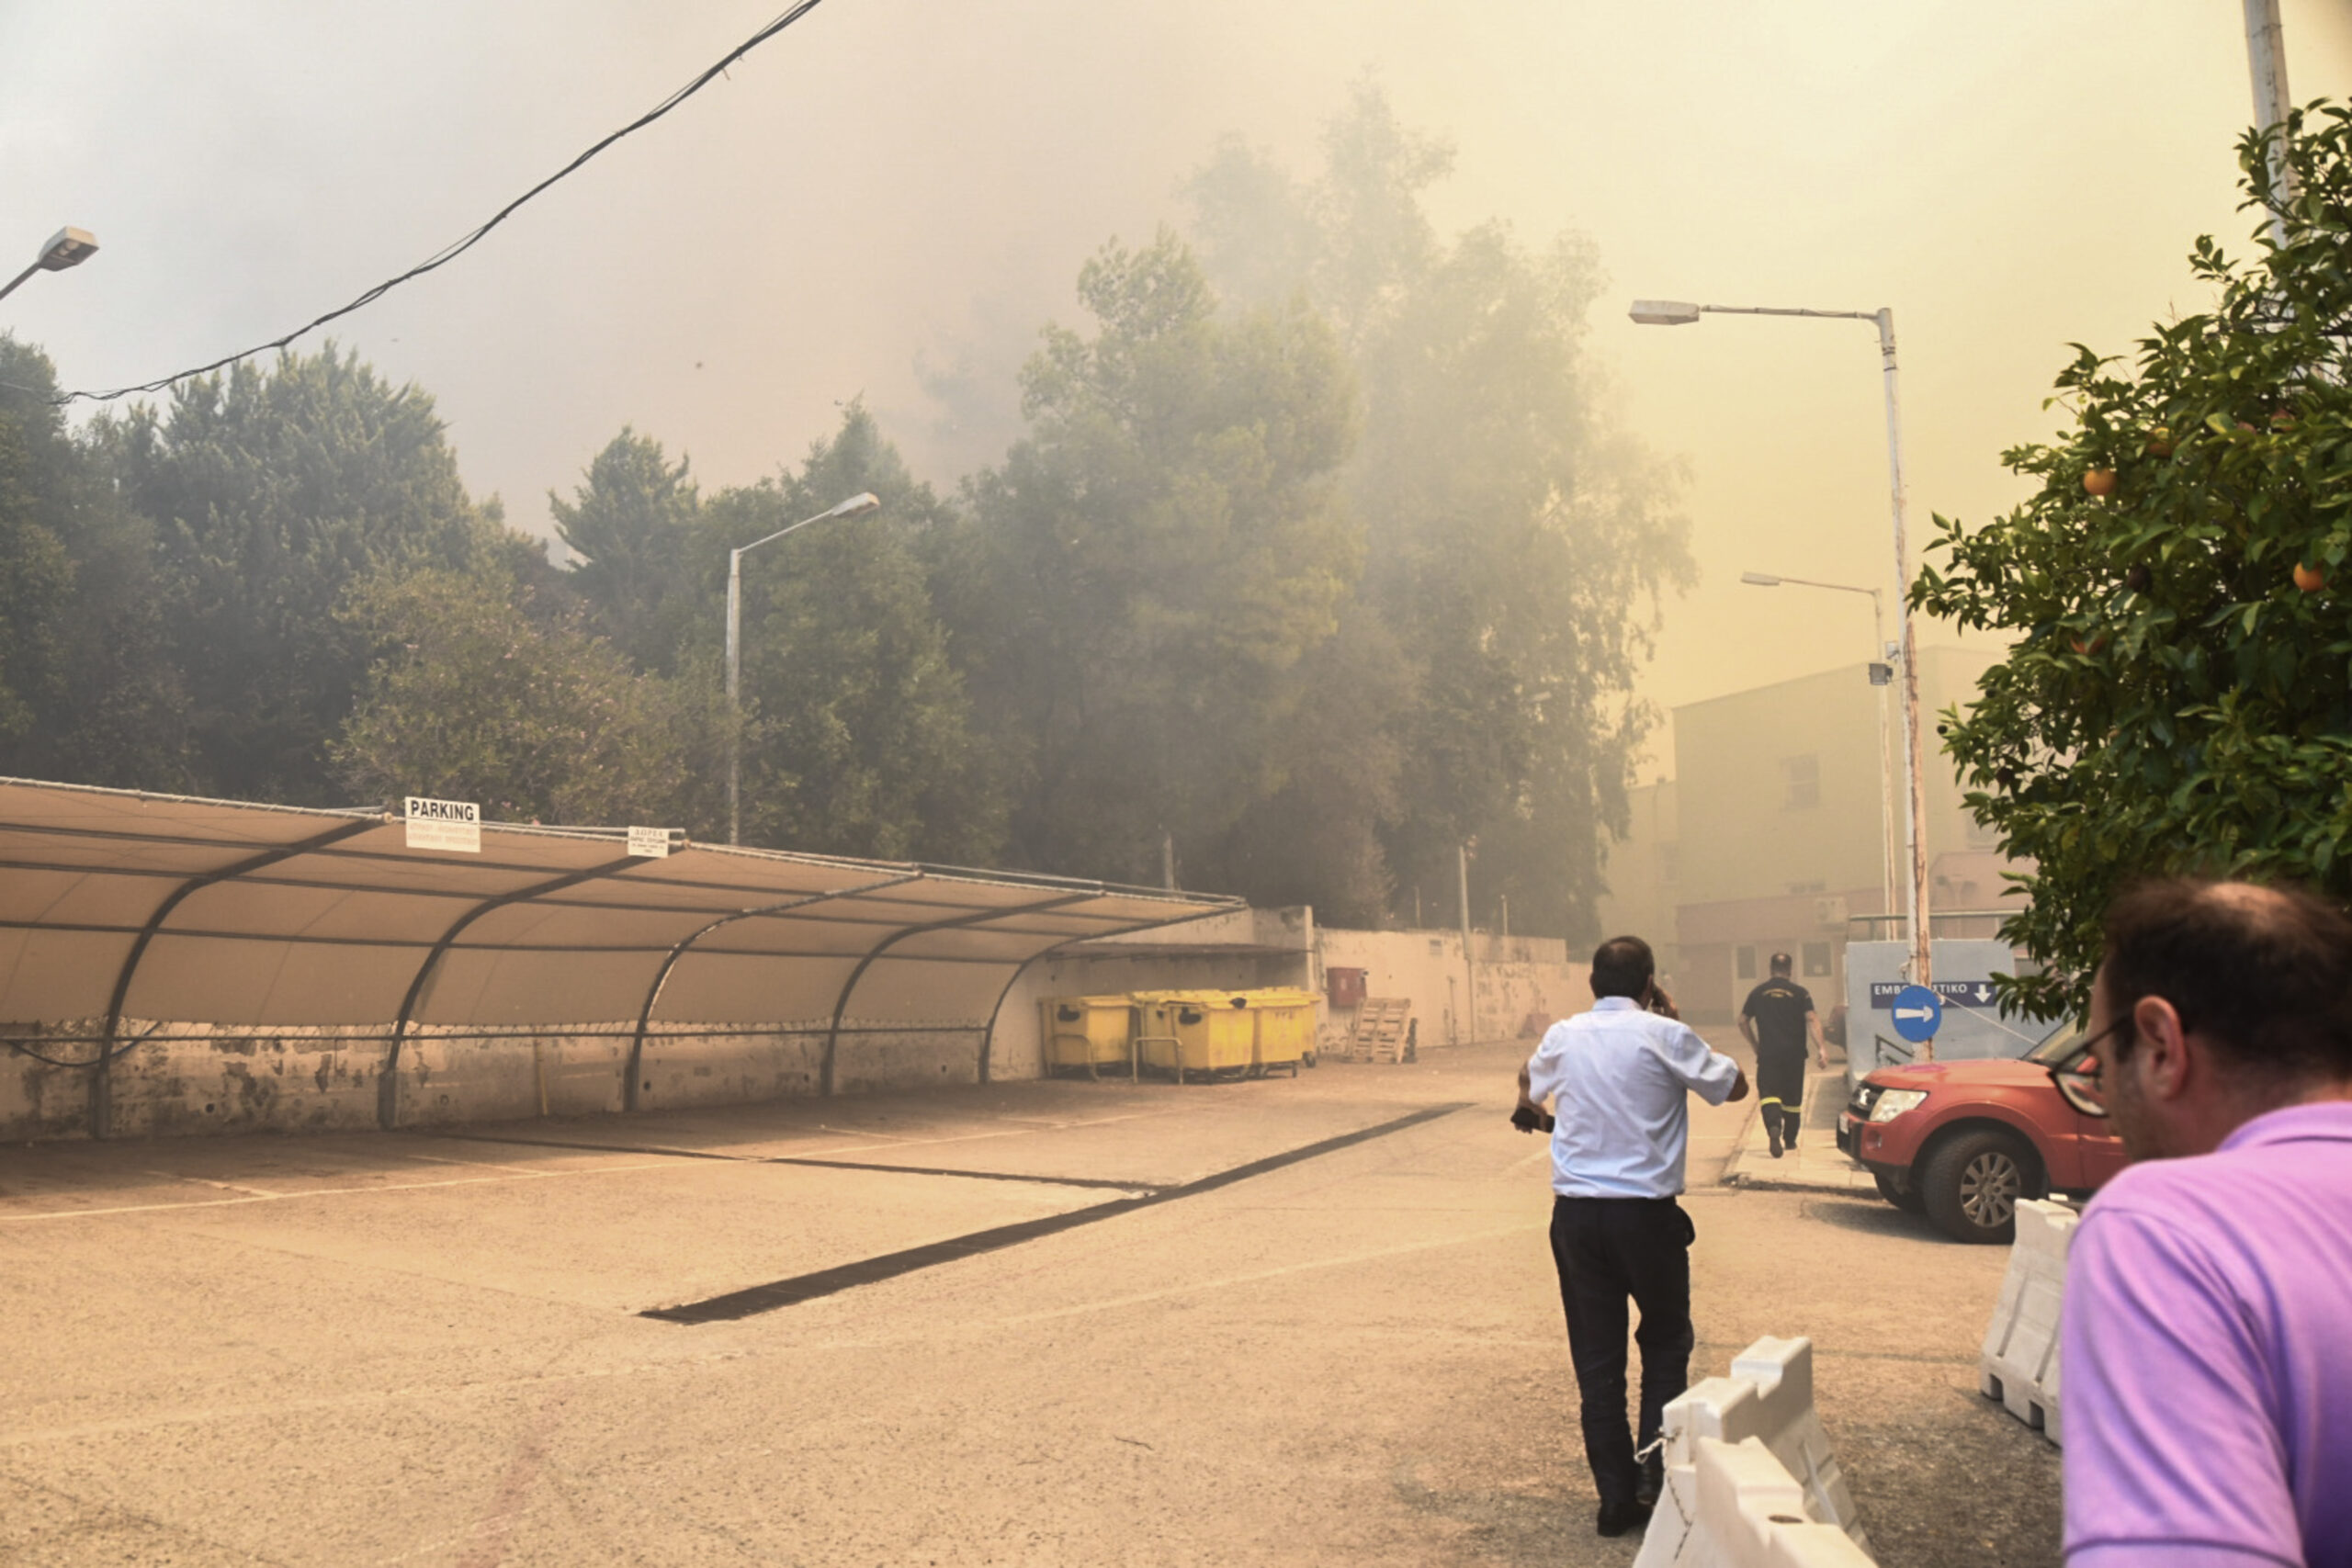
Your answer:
[1039,995,1136,1078]
[1134,990,1256,1082]
[1250,987,1319,1076]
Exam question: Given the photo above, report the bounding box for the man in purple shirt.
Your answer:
[2061,879,2352,1567]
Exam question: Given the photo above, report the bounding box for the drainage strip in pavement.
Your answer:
[639,1102,1473,1325]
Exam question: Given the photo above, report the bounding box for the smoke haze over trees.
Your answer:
[1180,86,1691,933]
[0,93,1685,941]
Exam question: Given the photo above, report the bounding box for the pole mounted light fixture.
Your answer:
[1739,570,1781,587]
[37,228,99,271]
[1629,299,1703,326]
[0,226,100,304]
[725,491,882,845]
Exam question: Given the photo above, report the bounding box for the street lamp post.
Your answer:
[0,228,100,305]
[1740,570,1899,926]
[1632,299,1932,989]
[725,491,881,845]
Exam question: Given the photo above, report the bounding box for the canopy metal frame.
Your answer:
[0,778,1238,1139]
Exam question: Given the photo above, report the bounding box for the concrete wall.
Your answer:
[1315,927,1589,1046]
[2,1018,997,1141]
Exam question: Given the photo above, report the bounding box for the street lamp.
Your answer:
[0,228,100,304]
[725,491,881,845]
[1740,569,1899,926]
[1633,298,1932,988]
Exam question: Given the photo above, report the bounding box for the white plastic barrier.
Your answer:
[1635,1438,1875,1568]
[1978,1196,2076,1445]
[1634,1337,1871,1568]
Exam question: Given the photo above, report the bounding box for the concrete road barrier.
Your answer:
[1634,1336,1870,1567]
[1978,1196,2076,1445]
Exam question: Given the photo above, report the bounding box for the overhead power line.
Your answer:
[60,0,832,406]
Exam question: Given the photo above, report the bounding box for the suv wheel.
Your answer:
[1920,1128,2036,1244]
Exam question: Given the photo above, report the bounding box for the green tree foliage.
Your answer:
[1914,107,2352,1020]
[0,342,87,750]
[710,405,1002,863]
[0,337,189,787]
[335,566,730,830]
[98,344,533,804]
[1193,604,1407,921]
[1183,85,1690,938]
[944,231,1360,892]
[549,428,700,673]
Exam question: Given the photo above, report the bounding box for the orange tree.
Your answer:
[1917,106,2352,1020]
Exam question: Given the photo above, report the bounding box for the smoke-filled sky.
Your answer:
[7,0,2351,764]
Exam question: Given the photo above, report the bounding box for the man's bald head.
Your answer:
[2101,878,2352,1085]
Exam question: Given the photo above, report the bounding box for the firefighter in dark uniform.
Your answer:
[1738,952,1826,1157]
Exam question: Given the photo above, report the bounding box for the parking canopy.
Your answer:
[0,777,1238,1117]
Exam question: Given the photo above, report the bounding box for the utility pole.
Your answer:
[1160,829,1175,891]
[1874,308,1933,998]
[1459,842,1476,1043]
[2245,0,2296,250]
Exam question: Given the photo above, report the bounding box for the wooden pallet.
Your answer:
[1348,997,1413,1063]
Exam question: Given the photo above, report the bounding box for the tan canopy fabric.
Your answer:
[0,777,1238,1129]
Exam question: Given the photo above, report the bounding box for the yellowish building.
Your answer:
[1601,646,2027,1024]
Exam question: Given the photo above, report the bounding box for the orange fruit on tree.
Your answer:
[2083,468,2118,497]
[2294,562,2327,593]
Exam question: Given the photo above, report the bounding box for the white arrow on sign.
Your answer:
[1895,1007,1935,1021]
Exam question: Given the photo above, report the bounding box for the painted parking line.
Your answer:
[436,1132,1170,1193]
[641,1102,1474,1324]
[0,1158,685,1223]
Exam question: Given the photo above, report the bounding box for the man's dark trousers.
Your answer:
[1549,1194,1696,1508]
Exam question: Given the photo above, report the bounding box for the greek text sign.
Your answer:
[628,826,672,858]
[1869,979,2000,1010]
[404,795,481,853]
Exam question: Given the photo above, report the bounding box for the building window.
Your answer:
[1803,942,1832,977]
[1782,755,1820,810]
[1736,945,1758,981]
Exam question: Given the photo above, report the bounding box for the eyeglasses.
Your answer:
[2046,1017,2131,1119]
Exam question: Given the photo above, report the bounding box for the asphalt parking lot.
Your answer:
[0,1036,2060,1567]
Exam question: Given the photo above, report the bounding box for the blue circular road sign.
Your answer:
[1890,984,1943,1043]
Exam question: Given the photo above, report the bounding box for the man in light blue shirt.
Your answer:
[1517,935,1747,1537]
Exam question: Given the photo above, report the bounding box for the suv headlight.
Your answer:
[1868,1089,1928,1122]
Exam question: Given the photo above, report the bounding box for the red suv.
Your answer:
[1838,1032,2128,1243]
